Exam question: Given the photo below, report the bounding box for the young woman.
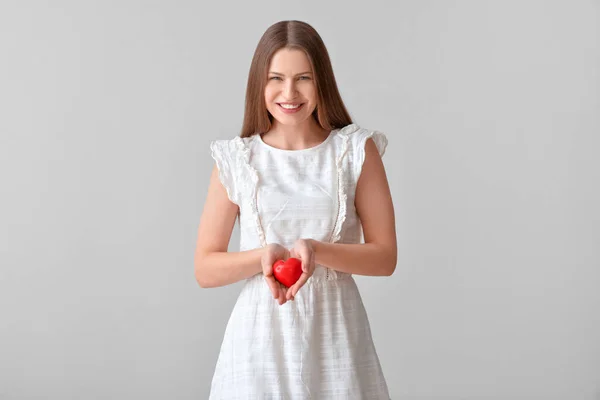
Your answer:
[195,20,397,399]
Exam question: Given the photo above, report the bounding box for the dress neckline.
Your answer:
[257,128,337,154]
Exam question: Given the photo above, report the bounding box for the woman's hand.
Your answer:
[286,239,316,300]
[261,243,291,305]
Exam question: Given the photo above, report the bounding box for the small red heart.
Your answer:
[272,257,303,288]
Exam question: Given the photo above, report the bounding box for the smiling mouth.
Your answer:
[277,103,304,110]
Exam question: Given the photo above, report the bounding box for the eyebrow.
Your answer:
[269,71,313,76]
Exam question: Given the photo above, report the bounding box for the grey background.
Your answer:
[1,1,598,399]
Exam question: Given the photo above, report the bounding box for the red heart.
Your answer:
[272,257,303,288]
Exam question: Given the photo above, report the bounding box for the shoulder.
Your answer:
[331,123,388,157]
[210,135,245,150]
[209,135,260,205]
[331,123,388,183]
[210,135,258,158]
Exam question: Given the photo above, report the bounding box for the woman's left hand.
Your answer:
[286,239,316,300]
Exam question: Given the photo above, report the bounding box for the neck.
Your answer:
[264,118,329,151]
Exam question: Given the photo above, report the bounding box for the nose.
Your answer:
[283,79,298,99]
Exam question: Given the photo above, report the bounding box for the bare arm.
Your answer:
[310,138,397,276]
[194,164,264,288]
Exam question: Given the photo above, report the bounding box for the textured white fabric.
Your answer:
[208,123,390,399]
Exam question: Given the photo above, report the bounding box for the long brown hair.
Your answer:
[240,20,353,138]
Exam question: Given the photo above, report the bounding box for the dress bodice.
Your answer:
[209,123,388,279]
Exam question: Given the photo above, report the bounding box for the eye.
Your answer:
[299,76,311,80]
[269,76,282,80]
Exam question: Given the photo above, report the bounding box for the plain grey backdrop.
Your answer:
[1,1,599,399]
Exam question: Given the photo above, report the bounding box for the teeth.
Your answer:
[279,103,301,109]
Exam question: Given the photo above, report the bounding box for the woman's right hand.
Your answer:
[261,243,291,305]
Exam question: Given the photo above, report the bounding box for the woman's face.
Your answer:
[264,48,317,126]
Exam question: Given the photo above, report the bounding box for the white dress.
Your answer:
[208,123,391,399]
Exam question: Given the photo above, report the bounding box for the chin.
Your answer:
[274,118,303,126]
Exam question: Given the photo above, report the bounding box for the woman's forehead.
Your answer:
[269,48,312,73]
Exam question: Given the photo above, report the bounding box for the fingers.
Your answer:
[296,241,315,274]
[264,275,280,300]
[299,248,309,272]
[285,239,316,300]
[265,277,288,305]
[278,285,287,305]
[290,272,310,298]
[285,286,295,301]
[264,242,318,305]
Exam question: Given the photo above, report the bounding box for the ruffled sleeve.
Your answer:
[210,139,240,206]
[353,129,388,182]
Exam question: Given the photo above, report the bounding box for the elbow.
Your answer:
[195,273,212,288]
[383,262,396,276]
[194,255,215,288]
[379,262,396,276]
[195,268,215,288]
[381,248,397,276]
